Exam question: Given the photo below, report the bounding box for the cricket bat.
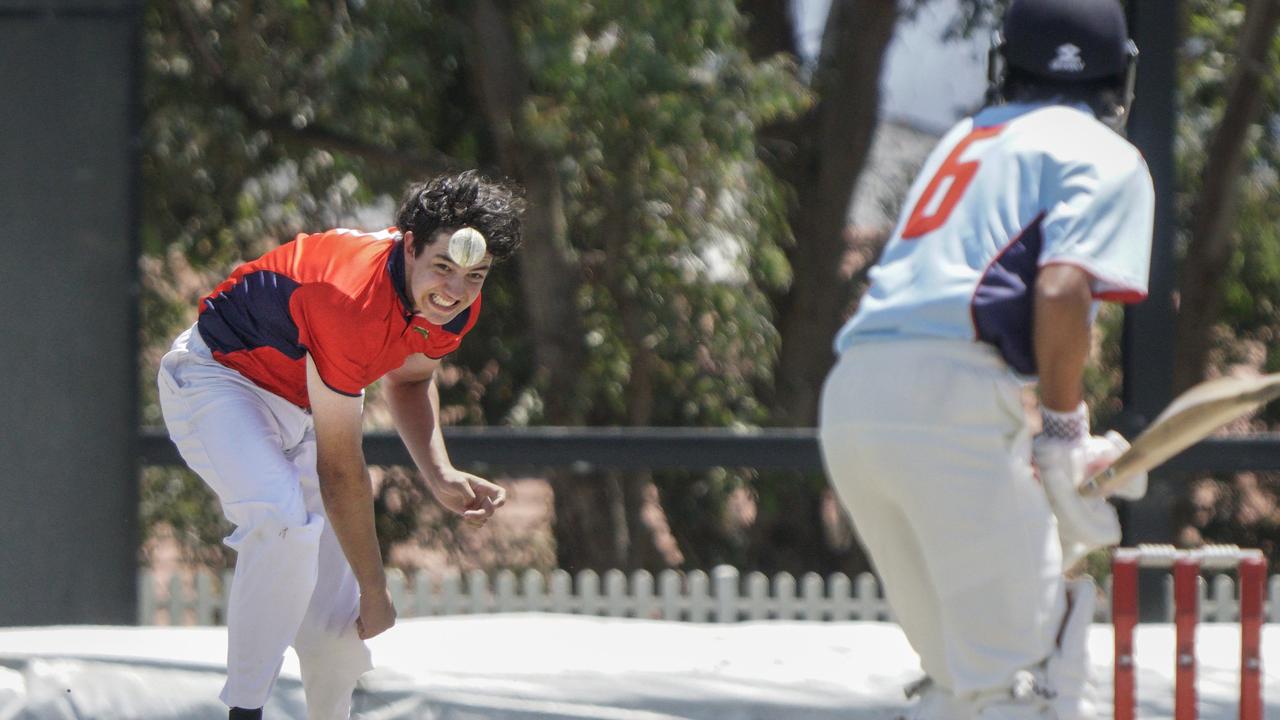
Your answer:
[1079,372,1280,499]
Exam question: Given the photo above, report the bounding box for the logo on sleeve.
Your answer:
[1049,44,1085,74]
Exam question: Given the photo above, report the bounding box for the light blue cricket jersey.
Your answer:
[834,101,1155,376]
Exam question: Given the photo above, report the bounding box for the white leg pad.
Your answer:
[967,578,1098,720]
[1046,578,1098,720]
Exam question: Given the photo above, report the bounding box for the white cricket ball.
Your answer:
[447,227,488,267]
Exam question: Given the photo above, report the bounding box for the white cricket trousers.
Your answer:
[819,339,1066,698]
[157,325,373,719]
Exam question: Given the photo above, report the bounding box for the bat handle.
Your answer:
[1079,467,1114,499]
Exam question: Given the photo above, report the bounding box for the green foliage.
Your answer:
[1076,547,1114,585]
[139,466,233,569]
[519,0,806,428]
[1224,178,1280,335]
[1178,0,1280,424]
[509,0,810,565]
[1084,303,1125,431]
[1173,0,1280,553]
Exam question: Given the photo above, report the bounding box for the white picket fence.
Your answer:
[137,565,1280,627]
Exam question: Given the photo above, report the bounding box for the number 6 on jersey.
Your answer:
[901,125,1006,239]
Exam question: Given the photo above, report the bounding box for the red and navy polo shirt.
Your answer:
[196,228,480,409]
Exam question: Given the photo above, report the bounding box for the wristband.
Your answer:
[1040,402,1089,442]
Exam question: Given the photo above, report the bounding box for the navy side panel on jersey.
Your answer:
[198,270,306,360]
[442,307,471,334]
[971,216,1044,375]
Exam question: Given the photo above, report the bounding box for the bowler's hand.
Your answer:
[430,469,506,527]
[356,586,396,640]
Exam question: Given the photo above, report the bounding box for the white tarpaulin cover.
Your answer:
[0,614,1276,719]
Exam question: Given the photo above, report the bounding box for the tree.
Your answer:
[474,0,808,569]
[1163,0,1280,564]
[740,0,900,428]
[1172,0,1280,392]
[733,0,901,573]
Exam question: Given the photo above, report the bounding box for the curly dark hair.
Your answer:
[395,170,525,262]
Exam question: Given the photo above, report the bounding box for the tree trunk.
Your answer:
[772,0,899,427]
[746,472,836,573]
[467,0,633,570]
[1172,0,1280,392]
[465,2,585,424]
[738,0,797,61]
[549,471,627,571]
[741,0,898,575]
[621,470,673,571]
[598,162,668,569]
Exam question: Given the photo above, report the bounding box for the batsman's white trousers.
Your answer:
[157,326,373,718]
[819,339,1066,698]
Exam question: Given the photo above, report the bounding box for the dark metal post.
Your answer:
[1121,0,1181,622]
[0,0,142,625]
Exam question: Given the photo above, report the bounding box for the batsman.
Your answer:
[157,171,522,719]
[819,1,1154,718]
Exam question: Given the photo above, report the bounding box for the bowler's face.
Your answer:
[403,230,492,325]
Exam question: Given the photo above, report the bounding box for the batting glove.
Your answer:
[1034,403,1121,566]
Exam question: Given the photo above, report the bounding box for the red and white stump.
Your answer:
[1112,544,1266,720]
